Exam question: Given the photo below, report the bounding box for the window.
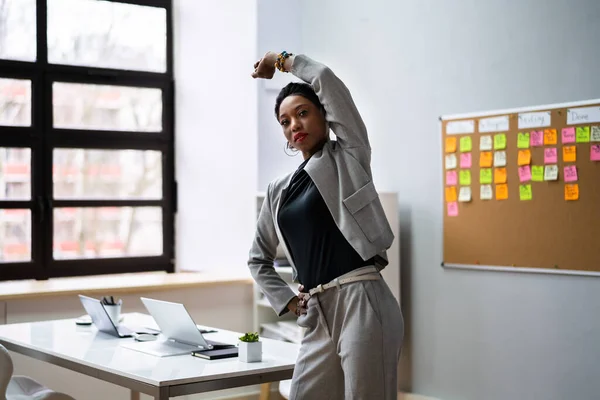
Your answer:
[0,0,174,281]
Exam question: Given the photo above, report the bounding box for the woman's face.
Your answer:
[278,95,328,159]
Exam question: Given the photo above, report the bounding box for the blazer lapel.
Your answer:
[273,175,296,270]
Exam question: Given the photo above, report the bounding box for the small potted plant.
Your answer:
[238,332,262,362]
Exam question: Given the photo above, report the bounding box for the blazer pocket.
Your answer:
[343,181,382,243]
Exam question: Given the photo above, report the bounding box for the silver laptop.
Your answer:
[78,295,158,338]
[121,297,235,357]
[78,294,135,338]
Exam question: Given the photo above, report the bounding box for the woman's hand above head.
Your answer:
[252,51,278,79]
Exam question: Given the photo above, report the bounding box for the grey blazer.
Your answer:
[248,55,394,316]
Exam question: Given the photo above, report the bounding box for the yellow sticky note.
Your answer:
[445,186,457,202]
[495,184,508,200]
[479,151,493,167]
[459,170,471,186]
[518,149,532,166]
[445,137,457,153]
[565,184,579,201]
[494,133,507,150]
[517,132,530,148]
[519,184,532,201]
[576,126,590,143]
[563,146,577,162]
[480,168,493,184]
[544,129,558,145]
[494,168,507,184]
[531,166,544,182]
[460,136,472,152]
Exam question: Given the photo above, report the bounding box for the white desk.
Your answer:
[0,313,299,399]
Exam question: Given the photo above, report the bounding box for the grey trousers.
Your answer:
[289,272,404,400]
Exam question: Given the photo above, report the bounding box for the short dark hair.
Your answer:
[274,82,325,120]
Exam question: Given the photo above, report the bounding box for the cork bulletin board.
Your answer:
[441,99,600,276]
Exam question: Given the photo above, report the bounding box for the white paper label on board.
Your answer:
[518,111,552,129]
[445,154,457,169]
[544,165,559,181]
[494,151,507,167]
[592,126,600,142]
[480,136,493,151]
[446,120,475,135]
[458,186,472,202]
[479,116,510,133]
[480,185,493,200]
[567,106,600,125]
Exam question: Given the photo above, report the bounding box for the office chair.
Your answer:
[0,344,76,400]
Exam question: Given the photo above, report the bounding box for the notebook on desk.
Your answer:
[121,297,237,358]
[191,348,239,360]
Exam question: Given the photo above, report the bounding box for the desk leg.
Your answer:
[156,387,169,400]
[130,391,140,400]
[259,382,271,400]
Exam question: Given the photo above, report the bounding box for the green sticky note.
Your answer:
[494,133,507,150]
[480,168,493,184]
[519,184,532,201]
[517,132,530,149]
[460,136,472,152]
[576,126,590,143]
[531,165,544,182]
[459,170,471,185]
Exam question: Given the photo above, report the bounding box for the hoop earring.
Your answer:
[284,142,299,157]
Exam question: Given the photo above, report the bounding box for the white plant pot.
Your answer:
[238,341,262,363]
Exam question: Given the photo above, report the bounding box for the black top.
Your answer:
[278,159,374,291]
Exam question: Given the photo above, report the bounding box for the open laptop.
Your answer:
[78,295,157,338]
[121,297,237,358]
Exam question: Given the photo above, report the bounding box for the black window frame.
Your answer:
[0,0,175,281]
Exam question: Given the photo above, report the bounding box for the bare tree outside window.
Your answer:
[47,0,166,72]
[0,0,36,62]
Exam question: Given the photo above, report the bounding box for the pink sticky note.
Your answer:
[592,145,600,161]
[530,130,544,146]
[446,170,457,186]
[518,165,532,182]
[562,127,576,143]
[447,201,458,217]
[564,165,578,182]
[544,148,558,164]
[460,153,472,168]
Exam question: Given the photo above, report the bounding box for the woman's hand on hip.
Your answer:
[251,51,277,79]
[287,285,310,316]
[296,285,310,315]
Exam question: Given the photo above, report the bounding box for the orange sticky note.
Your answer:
[495,184,508,200]
[494,168,507,184]
[544,129,558,145]
[479,151,493,167]
[445,186,457,202]
[518,150,532,166]
[445,137,457,153]
[563,146,577,162]
[565,184,579,201]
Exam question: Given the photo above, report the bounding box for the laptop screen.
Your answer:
[140,297,210,349]
[79,295,119,335]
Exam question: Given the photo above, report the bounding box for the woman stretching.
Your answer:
[248,50,404,400]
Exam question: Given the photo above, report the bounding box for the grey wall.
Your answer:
[257,0,305,191]
[278,0,600,399]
